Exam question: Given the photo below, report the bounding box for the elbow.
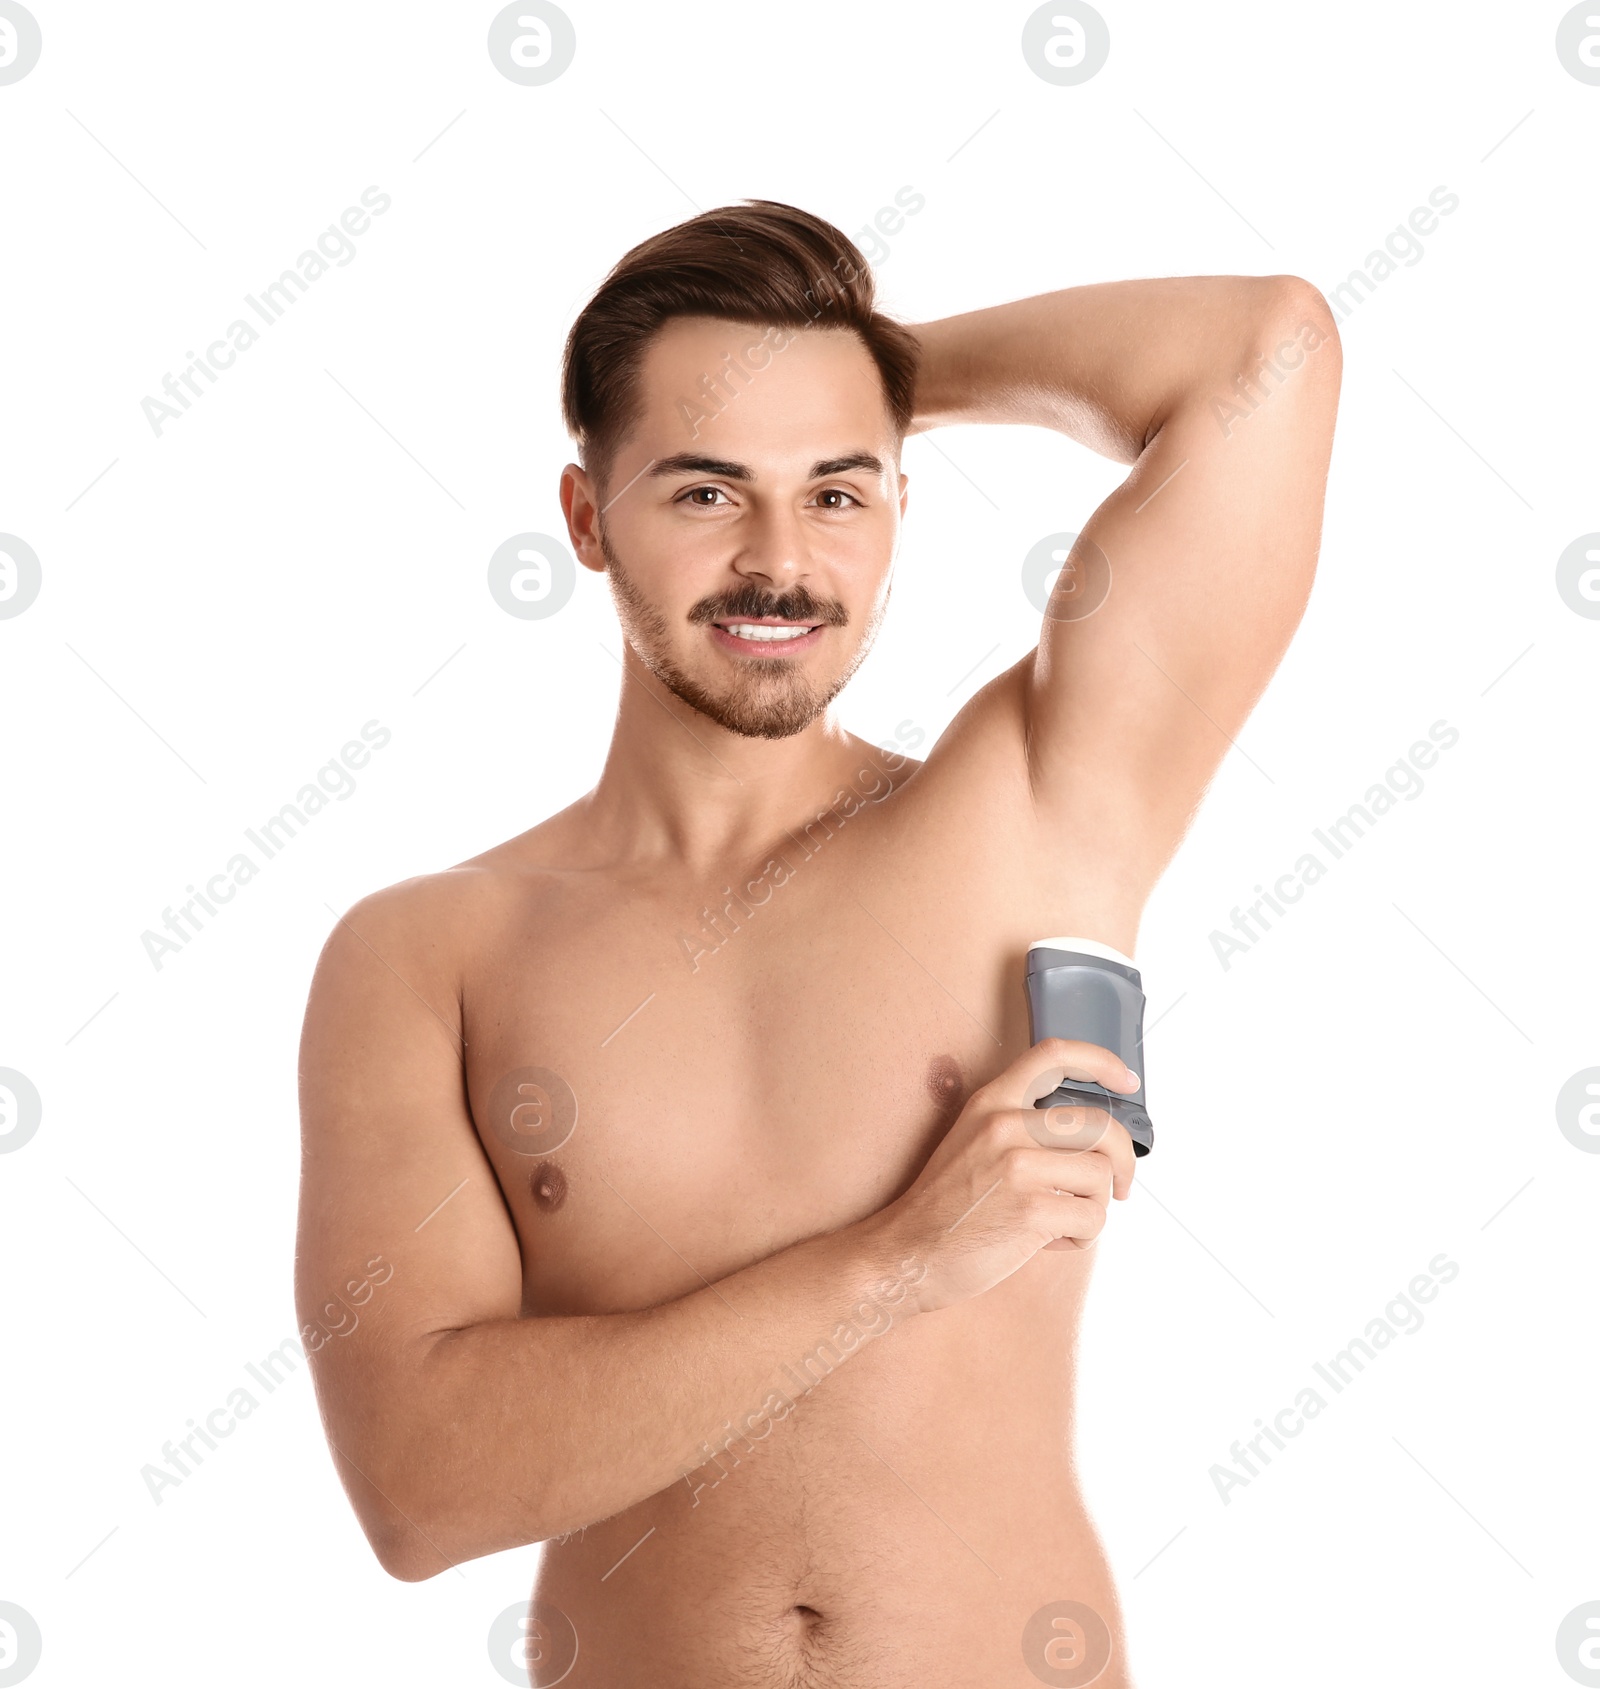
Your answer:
[356,1466,560,1581]
[364,1504,460,1583]
[382,1547,455,1584]
[375,1540,442,1584]
[1259,274,1342,388]
[341,1443,474,1582]
[369,1512,562,1582]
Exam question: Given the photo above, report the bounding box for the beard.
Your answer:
[598,520,884,741]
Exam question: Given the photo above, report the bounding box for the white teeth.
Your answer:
[723,623,812,642]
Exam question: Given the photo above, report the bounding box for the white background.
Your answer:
[2,2,1596,1685]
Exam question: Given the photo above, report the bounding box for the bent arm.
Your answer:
[909,274,1307,456]
[908,275,1341,925]
[295,881,916,1582]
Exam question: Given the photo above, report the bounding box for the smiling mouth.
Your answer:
[711,618,823,645]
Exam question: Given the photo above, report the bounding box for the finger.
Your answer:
[1023,1101,1116,1153]
[1015,1144,1113,1204]
[1035,1187,1109,1250]
[1105,1120,1136,1199]
[1024,1106,1137,1199]
[982,1037,1141,1112]
[1037,1107,1135,1195]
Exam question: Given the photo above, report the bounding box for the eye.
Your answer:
[815,487,863,510]
[677,485,732,507]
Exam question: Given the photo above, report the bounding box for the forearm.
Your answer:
[908,274,1305,462]
[351,1213,919,1578]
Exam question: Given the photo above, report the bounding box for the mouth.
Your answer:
[709,616,825,655]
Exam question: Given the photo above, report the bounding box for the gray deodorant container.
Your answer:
[1025,937,1155,1158]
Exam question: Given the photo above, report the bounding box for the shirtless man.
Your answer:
[295,199,1340,1687]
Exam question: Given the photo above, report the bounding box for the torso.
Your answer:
[452,683,1137,1687]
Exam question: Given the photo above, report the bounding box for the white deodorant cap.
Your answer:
[1028,935,1136,967]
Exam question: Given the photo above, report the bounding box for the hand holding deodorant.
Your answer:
[1025,937,1154,1157]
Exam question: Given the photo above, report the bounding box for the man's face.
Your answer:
[567,315,909,740]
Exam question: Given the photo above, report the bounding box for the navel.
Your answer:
[529,1159,568,1213]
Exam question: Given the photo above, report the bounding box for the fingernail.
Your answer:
[1122,1069,1141,1090]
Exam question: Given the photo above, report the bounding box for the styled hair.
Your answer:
[560,199,920,499]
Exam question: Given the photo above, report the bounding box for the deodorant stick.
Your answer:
[1025,937,1155,1157]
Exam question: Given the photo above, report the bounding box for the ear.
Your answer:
[559,463,607,575]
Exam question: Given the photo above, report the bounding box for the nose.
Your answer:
[734,501,810,590]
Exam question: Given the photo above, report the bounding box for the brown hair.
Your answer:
[560,199,920,499]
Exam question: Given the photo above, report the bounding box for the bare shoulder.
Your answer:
[304,811,578,1043]
[319,861,503,978]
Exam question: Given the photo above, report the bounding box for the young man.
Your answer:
[296,199,1340,1686]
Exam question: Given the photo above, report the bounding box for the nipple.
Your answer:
[926,1055,964,1110]
[530,1159,568,1212]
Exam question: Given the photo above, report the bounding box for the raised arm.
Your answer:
[909,275,1341,925]
[293,878,1129,1579]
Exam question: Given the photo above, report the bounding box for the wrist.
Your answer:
[833,1206,929,1324]
[905,318,971,434]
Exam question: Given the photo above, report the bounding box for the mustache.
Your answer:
[687,583,850,627]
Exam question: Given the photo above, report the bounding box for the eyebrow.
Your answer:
[646,450,886,483]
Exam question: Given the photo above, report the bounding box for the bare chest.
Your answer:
[461,827,1035,1314]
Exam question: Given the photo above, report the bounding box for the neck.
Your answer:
[580,640,871,875]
